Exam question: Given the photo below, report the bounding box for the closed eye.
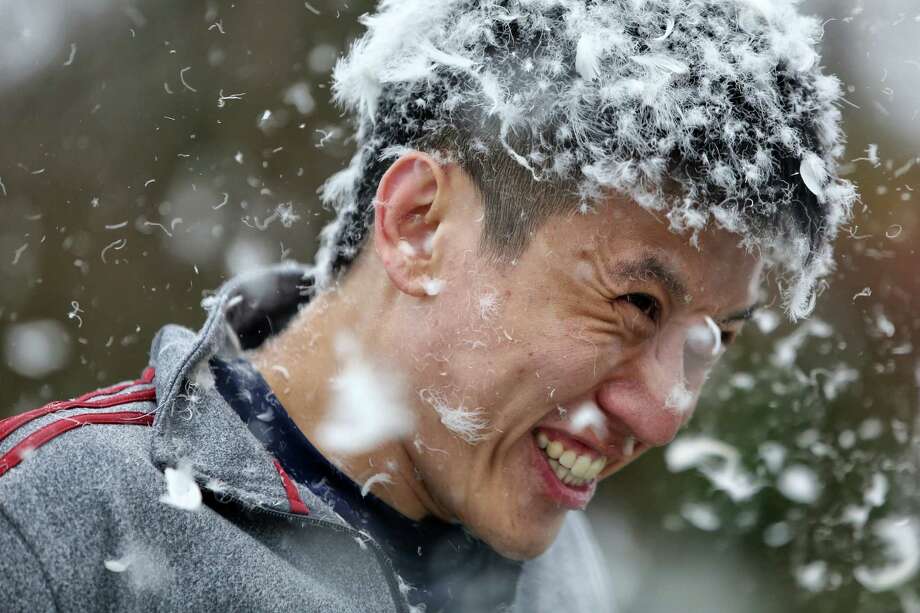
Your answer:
[620,293,662,323]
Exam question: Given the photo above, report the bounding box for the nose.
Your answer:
[596,316,722,447]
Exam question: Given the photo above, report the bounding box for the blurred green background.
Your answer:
[1,1,917,611]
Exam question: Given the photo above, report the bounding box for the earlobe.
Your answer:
[373,153,445,297]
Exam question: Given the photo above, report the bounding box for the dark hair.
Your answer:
[318,0,856,318]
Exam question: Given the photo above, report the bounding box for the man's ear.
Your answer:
[373,152,447,297]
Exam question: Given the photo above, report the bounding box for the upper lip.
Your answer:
[540,420,640,460]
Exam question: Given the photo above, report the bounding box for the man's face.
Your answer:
[390,175,762,560]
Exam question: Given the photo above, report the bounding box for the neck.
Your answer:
[248,264,447,523]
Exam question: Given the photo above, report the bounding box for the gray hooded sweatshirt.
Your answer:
[0,263,614,613]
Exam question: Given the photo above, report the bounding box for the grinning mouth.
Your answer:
[536,430,607,487]
[535,429,639,488]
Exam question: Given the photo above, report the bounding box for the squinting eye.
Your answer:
[621,293,662,323]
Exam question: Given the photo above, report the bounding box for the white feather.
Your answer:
[317,335,415,455]
[576,34,605,80]
[800,152,828,202]
[159,463,202,512]
[854,518,920,592]
[630,54,689,74]
[360,472,393,498]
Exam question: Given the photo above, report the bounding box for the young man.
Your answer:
[0,1,854,612]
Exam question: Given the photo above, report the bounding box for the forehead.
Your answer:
[540,197,762,307]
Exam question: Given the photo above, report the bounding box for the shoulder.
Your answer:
[516,511,616,613]
[0,368,164,609]
[0,367,159,510]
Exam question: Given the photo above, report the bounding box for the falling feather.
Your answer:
[317,334,415,455]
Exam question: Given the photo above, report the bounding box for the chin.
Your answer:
[475,512,566,561]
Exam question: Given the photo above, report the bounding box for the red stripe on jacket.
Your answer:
[0,411,155,478]
[0,368,155,443]
[272,459,310,515]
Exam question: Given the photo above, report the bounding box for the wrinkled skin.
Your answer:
[253,153,762,560]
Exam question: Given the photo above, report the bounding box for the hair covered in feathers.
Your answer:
[316,0,857,320]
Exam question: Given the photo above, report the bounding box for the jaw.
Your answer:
[414,409,651,560]
[421,428,569,561]
[471,493,568,561]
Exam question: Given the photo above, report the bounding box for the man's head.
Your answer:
[296,0,854,559]
[336,151,761,558]
[318,0,855,318]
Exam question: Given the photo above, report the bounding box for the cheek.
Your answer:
[404,279,625,417]
[528,339,613,403]
[485,331,617,412]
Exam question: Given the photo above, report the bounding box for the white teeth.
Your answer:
[623,436,636,457]
[585,457,607,480]
[559,450,577,468]
[537,432,610,487]
[554,465,568,481]
[570,455,592,479]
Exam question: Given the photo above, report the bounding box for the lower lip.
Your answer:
[531,436,596,509]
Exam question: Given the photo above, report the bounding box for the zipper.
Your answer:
[250,504,410,613]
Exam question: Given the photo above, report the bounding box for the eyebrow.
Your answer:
[612,254,690,304]
[612,253,761,325]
